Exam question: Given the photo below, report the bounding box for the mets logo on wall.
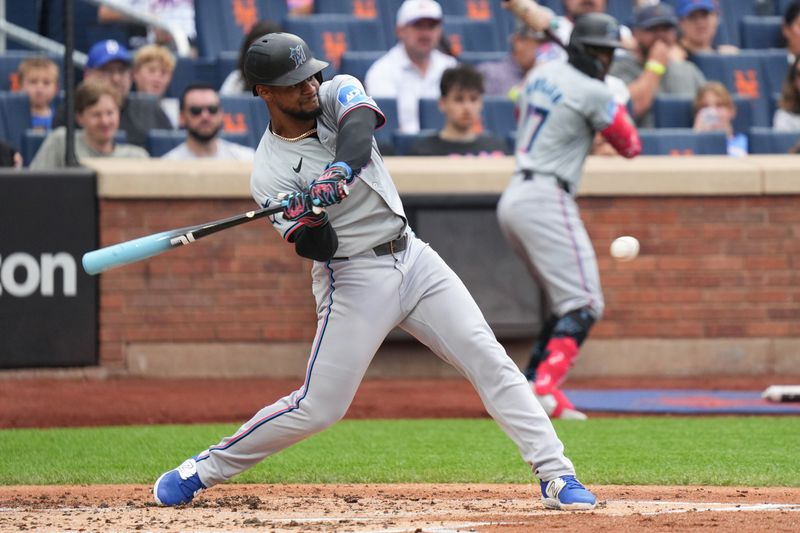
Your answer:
[289,45,307,69]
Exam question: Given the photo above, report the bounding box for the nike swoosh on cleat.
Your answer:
[293,157,303,173]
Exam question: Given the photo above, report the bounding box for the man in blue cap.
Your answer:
[55,39,172,148]
[608,2,706,128]
[676,0,739,62]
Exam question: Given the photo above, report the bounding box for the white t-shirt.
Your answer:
[162,138,255,160]
[364,44,457,133]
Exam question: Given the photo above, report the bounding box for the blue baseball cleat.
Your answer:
[540,475,597,510]
[153,457,206,506]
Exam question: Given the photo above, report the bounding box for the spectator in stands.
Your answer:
[365,0,457,134]
[783,2,800,62]
[0,140,22,168]
[17,57,60,131]
[97,0,197,55]
[162,83,255,160]
[31,79,148,169]
[220,20,283,96]
[408,65,509,157]
[54,39,173,148]
[675,0,738,62]
[692,82,747,157]
[287,0,314,16]
[609,3,706,128]
[551,0,634,53]
[132,44,178,128]
[773,56,800,130]
[477,20,543,100]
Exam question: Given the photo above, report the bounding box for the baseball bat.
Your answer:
[501,0,566,50]
[82,204,285,275]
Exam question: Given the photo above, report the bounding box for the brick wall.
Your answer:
[97,194,800,368]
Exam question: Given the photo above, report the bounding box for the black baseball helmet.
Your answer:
[568,13,623,80]
[244,32,329,95]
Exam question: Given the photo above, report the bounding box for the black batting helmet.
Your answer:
[244,32,329,95]
[567,13,623,80]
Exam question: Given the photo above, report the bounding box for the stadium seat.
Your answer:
[314,0,381,19]
[482,96,517,138]
[691,50,788,129]
[458,51,508,66]
[607,0,635,26]
[0,92,32,152]
[339,50,384,83]
[418,98,444,132]
[42,0,99,53]
[740,16,784,49]
[653,94,767,132]
[377,0,407,43]
[443,17,503,55]
[283,14,389,74]
[638,128,728,155]
[748,126,800,153]
[146,129,252,157]
[6,0,42,50]
[373,96,399,147]
[21,129,47,166]
[194,0,278,58]
[165,57,219,99]
[220,95,270,148]
[652,95,694,128]
[393,129,438,155]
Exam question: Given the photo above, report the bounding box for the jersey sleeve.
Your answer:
[583,82,618,132]
[321,75,386,131]
[249,144,309,242]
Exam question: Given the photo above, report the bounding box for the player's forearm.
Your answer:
[292,219,339,261]
[335,107,377,172]
[627,72,662,119]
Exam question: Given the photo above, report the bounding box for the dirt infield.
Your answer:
[1,484,799,532]
[2,375,799,531]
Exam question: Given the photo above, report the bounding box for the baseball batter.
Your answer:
[497,14,641,420]
[153,32,596,511]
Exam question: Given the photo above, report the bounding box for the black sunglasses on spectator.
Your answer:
[187,105,220,116]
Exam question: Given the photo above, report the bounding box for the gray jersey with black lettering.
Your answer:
[514,60,616,188]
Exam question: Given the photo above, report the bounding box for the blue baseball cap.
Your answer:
[86,40,132,69]
[677,0,718,18]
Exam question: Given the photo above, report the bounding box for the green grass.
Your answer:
[1,417,798,486]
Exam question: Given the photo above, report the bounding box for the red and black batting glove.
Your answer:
[278,191,328,227]
[308,161,353,208]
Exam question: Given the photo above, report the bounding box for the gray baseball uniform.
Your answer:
[190,75,577,486]
[497,60,615,320]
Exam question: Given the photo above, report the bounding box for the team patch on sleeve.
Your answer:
[337,84,369,107]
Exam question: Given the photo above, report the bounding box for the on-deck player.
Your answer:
[153,32,597,511]
[497,14,641,420]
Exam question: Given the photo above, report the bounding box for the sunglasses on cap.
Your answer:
[187,105,220,116]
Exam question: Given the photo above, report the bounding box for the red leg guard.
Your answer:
[548,388,576,418]
[533,337,579,395]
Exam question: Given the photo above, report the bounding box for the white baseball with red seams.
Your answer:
[610,236,640,261]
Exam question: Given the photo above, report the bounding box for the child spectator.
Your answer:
[18,57,60,131]
[132,44,178,127]
[31,78,148,169]
[773,56,800,131]
[693,82,747,157]
[408,65,509,157]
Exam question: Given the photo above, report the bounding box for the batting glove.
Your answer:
[278,191,326,226]
[308,162,352,208]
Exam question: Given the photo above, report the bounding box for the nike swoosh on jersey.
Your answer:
[293,157,303,173]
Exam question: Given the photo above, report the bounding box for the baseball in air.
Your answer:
[610,236,640,261]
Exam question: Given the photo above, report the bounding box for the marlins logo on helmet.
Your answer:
[289,44,306,69]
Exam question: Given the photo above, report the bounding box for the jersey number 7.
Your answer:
[517,104,549,154]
